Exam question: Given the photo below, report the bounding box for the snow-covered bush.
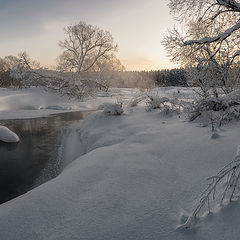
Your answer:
[128,93,148,107]
[179,146,240,229]
[0,56,23,88]
[164,1,240,128]
[103,103,124,116]
[146,94,183,115]
[188,90,240,127]
[10,52,109,100]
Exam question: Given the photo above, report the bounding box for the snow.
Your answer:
[0,86,240,239]
[0,87,192,119]
[0,87,124,120]
[0,125,19,143]
[185,21,240,45]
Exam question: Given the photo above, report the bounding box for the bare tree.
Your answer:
[54,21,125,97]
[9,22,124,99]
[57,21,118,73]
[11,52,113,99]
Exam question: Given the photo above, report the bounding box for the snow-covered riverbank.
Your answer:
[0,125,19,143]
[0,87,139,143]
[0,87,141,120]
[1,87,240,239]
[0,86,240,239]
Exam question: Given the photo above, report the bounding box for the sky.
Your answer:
[0,0,178,71]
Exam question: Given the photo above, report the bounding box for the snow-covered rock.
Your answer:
[0,125,19,143]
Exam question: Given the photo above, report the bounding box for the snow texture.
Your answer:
[0,87,193,120]
[0,107,240,239]
[0,87,239,240]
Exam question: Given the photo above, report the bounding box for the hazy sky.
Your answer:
[0,0,178,70]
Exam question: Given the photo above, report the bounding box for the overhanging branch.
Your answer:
[185,21,240,45]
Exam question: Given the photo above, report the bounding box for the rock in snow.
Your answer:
[0,125,19,143]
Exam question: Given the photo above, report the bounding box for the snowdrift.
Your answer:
[0,107,240,240]
[0,125,19,143]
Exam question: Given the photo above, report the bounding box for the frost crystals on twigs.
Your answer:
[179,145,240,229]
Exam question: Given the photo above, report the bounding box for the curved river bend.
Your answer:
[0,111,93,204]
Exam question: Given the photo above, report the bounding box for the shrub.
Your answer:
[146,94,183,115]
[188,90,240,126]
[103,103,124,116]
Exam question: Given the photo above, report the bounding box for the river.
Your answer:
[0,111,93,204]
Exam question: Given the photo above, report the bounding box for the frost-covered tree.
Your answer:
[0,56,20,87]
[11,51,113,99]
[166,0,240,88]
[164,0,240,124]
[56,21,124,97]
[57,21,118,73]
[10,52,48,87]
[169,0,240,32]
[8,23,123,99]
[164,21,240,96]
[10,52,96,99]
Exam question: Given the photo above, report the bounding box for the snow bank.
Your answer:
[0,125,19,143]
[0,88,82,119]
[0,87,195,120]
[0,87,139,120]
[0,105,240,239]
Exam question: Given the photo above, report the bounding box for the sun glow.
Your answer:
[0,0,177,71]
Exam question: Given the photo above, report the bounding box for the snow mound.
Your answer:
[0,93,38,111]
[0,88,86,120]
[0,126,19,143]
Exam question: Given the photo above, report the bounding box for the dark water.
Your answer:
[0,111,92,204]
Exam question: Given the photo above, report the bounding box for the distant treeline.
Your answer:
[107,68,188,88]
[141,68,187,87]
[0,55,187,89]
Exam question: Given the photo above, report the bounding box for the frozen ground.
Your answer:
[0,87,240,239]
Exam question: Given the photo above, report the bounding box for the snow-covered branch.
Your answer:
[185,21,240,45]
[179,146,240,229]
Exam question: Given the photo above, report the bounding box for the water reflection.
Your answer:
[0,111,92,204]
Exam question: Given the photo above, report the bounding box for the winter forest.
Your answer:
[0,0,240,239]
